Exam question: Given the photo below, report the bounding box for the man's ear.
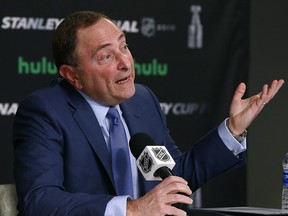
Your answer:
[59,65,83,90]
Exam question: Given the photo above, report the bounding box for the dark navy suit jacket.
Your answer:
[13,78,245,215]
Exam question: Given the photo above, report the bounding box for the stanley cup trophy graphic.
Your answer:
[188,5,203,49]
[187,6,204,207]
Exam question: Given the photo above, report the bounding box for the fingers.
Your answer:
[158,177,193,215]
[259,79,284,105]
[158,176,193,209]
[159,176,188,187]
[234,79,284,105]
[163,193,193,206]
[127,176,193,216]
[269,79,284,99]
[232,82,246,101]
[165,203,190,216]
[152,176,193,198]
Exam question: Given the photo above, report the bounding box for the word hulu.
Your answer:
[134,58,168,76]
[18,56,57,75]
[17,56,168,76]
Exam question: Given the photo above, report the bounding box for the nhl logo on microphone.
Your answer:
[137,145,176,181]
[139,152,153,173]
[152,147,170,161]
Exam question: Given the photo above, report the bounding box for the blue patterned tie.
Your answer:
[107,107,134,197]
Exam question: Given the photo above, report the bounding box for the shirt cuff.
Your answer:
[218,118,247,155]
[105,195,131,216]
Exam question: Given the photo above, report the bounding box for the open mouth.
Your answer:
[116,75,131,84]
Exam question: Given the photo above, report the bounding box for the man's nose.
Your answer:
[117,52,130,71]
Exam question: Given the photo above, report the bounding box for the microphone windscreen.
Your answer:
[129,133,155,159]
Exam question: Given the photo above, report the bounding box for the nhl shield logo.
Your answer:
[139,152,153,173]
[141,17,156,37]
[152,147,170,161]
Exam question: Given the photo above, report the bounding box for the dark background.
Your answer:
[248,0,288,208]
[0,0,287,210]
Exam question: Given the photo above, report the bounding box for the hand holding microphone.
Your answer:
[126,133,193,216]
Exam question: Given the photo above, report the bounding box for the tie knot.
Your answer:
[107,107,121,125]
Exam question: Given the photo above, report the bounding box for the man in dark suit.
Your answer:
[13,11,284,216]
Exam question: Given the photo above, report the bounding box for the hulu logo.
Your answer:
[18,56,57,75]
[17,56,168,76]
[134,58,168,76]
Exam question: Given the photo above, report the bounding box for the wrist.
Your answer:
[126,200,139,216]
[226,118,247,142]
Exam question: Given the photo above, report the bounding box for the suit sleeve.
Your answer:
[139,84,246,191]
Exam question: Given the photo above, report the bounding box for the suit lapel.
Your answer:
[61,80,115,189]
[73,108,113,177]
[120,97,150,136]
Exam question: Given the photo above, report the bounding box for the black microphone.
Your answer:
[129,132,175,180]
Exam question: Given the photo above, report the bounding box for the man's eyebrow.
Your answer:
[119,32,126,41]
[94,32,126,54]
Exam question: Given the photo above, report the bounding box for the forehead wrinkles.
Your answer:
[76,21,124,57]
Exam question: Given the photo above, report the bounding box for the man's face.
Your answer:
[65,18,135,106]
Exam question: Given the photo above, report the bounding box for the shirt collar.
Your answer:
[77,90,121,125]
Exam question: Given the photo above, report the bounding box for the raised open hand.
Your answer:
[228,79,284,135]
